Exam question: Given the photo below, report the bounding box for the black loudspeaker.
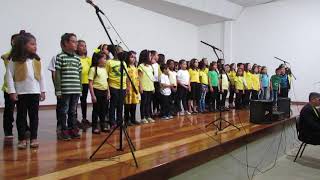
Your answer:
[277,98,291,118]
[250,100,273,124]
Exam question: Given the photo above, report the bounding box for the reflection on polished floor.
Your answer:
[0,105,302,180]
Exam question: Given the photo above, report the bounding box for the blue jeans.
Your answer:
[260,87,268,100]
[199,84,208,112]
[271,90,279,106]
[57,94,80,131]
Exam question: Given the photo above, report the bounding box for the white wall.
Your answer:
[0,0,198,107]
[232,0,320,102]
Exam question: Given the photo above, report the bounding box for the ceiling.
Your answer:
[227,0,277,7]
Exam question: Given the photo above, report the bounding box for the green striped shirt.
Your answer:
[55,52,82,95]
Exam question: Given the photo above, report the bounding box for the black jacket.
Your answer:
[299,103,320,145]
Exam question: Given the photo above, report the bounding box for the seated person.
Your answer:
[299,92,320,145]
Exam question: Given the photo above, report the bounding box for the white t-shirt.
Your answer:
[177,69,189,85]
[169,70,177,86]
[152,63,159,82]
[160,74,171,96]
[48,56,56,72]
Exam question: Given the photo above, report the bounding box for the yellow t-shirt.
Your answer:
[80,56,92,84]
[252,74,261,91]
[199,70,208,85]
[205,67,209,74]
[189,69,200,83]
[88,66,108,90]
[244,71,253,90]
[125,65,140,104]
[138,64,155,91]
[1,51,10,93]
[221,74,229,90]
[105,59,127,89]
[235,76,246,91]
[228,71,236,86]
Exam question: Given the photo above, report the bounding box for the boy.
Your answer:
[55,33,82,140]
[159,64,173,120]
[270,68,281,106]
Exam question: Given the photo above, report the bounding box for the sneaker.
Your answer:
[147,117,155,123]
[178,112,185,116]
[61,130,71,141]
[141,118,149,124]
[4,135,14,140]
[30,139,39,148]
[69,129,81,139]
[161,116,170,120]
[17,140,27,150]
[185,111,192,115]
[168,115,174,119]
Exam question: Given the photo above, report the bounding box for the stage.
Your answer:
[0,105,303,180]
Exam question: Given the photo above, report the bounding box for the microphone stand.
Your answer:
[201,42,240,131]
[88,2,138,168]
[274,57,297,80]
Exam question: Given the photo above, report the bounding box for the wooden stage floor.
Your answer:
[0,105,303,180]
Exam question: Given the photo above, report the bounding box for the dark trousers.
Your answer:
[124,104,137,123]
[209,86,220,110]
[235,90,245,109]
[57,94,80,131]
[16,94,40,141]
[170,90,179,114]
[109,87,126,125]
[244,90,252,106]
[177,85,188,112]
[80,84,89,120]
[160,94,171,117]
[141,91,153,119]
[153,82,161,113]
[279,88,289,98]
[221,90,228,107]
[251,90,259,100]
[229,86,235,105]
[92,89,108,128]
[3,92,15,136]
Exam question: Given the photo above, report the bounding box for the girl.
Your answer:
[251,65,261,100]
[176,60,190,115]
[259,66,269,100]
[92,44,109,62]
[138,50,155,123]
[244,63,253,108]
[199,61,209,113]
[220,64,230,111]
[88,52,110,134]
[234,68,247,109]
[124,51,140,126]
[159,64,173,120]
[151,50,161,116]
[167,59,178,115]
[1,33,19,139]
[76,40,92,129]
[6,31,46,149]
[208,62,219,112]
[228,63,237,109]
[188,58,200,113]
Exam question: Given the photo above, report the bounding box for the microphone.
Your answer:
[200,41,222,51]
[274,56,289,64]
[86,0,105,15]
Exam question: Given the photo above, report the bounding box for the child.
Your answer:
[188,58,200,113]
[167,59,178,115]
[55,33,82,141]
[251,65,261,100]
[124,51,140,126]
[244,63,253,107]
[6,30,46,149]
[76,40,92,128]
[138,50,155,123]
[151,50,161,116]
[199,61,209,113]
[106,51,128,127]
[1,33,19,139]
[235,68,247,109]
[270,68,281,106]
[228,63,237,109]
[159,64,173,120]
[279,65,290,98]
[176,60,190,115]
[92,44,109,62]
[208,62,219,112]
[89,52,110,134]
[259,66,269,100]
[220,64,230,111]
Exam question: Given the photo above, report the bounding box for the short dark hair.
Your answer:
[60,33,76,47]
[76,40,87,56]
[160,64,168,72]
[158,53,165,65]
[309,92,320,101]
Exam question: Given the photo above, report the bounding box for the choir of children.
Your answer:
[1,31,293,148]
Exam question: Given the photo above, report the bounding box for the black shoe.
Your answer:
[101,123,110,133]
[126,122,133,126]
[60,130,71,141]
[131,121,140,125]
